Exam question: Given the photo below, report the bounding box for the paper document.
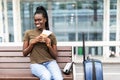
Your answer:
[42,30,52,36]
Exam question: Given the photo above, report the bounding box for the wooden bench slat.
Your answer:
[0,69,33,76]
[0,57,71,63]
[57,57,72,62]
[0,57,30,62]
[0,63,67,69]
[58,52,72,56]
[0,69,38,80]
[0,52,72,57]
[0,63,30,69]
[0,46,22,52]
[57,46,72,51]
[0,52,22,56]
[0,46,72,51]
[0,69,73,80]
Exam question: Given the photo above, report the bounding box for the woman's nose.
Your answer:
[35,20,39,24]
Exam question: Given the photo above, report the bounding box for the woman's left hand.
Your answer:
[45,37,51,47]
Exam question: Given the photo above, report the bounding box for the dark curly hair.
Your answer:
[34,6,49,30]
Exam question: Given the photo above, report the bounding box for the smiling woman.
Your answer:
[34,13,46,30]
[23,6,63,80]
[34,6,49,30]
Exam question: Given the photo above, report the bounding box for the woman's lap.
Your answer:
[30,60,63,80]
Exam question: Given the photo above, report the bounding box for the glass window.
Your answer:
[109,46,116,57]
[20,0,103,42]
[89,32,102,41]
[52,1,77,41]
[78,0,103,41]
[89,46,103,56]
[52,0,103,41]
[69,33,75,41]
[0,37,2,42]
[110,33,116,41]
[20,1,47,39]
[75,46,103,56]
[110,0,117,41]
[7,1,14,42]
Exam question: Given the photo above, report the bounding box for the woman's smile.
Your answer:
[34,14,46,29]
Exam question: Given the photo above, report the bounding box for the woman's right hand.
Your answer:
[23,35,44,57]
[30,37,40,45]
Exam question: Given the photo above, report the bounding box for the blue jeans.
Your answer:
[30,60,63,80]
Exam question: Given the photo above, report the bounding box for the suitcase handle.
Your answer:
[82,32,86,61]
[82,33,87,80]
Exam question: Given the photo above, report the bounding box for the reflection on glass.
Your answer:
[110,0,117,41]
[20,1,47,38]
[52,1,77,41]
[20,0,103,42]
[52,0,103,41]
[0,37,2,42]
[109,0,116,56]
[7,2,14,42]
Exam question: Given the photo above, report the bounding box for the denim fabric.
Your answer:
[30,60,63,80]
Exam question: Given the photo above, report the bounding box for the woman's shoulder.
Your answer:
[48,32,56,38]
[25,29,35,33]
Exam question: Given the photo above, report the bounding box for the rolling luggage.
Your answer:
[82,33,103,80]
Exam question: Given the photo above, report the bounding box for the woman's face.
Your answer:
[34,13,46,30]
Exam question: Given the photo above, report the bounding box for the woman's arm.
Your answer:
[23,37,40,57]
[23,40,34,57]
[45,38,58,59]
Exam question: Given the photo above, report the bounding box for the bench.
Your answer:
[0,45,73,80]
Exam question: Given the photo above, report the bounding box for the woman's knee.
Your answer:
[32,69,52,80]
[30,64,52,80]
[40,71,51,80]
[53,75,63,80]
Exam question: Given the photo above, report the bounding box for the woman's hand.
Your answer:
[33,34,47,43]
[45,37,57,59]
[30,34,51,47]
[45,37,51,47]
[30,37,40,45]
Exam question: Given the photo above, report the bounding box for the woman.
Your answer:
[23,6,63,80]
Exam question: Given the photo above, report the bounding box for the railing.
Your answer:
[0,41,120,61]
